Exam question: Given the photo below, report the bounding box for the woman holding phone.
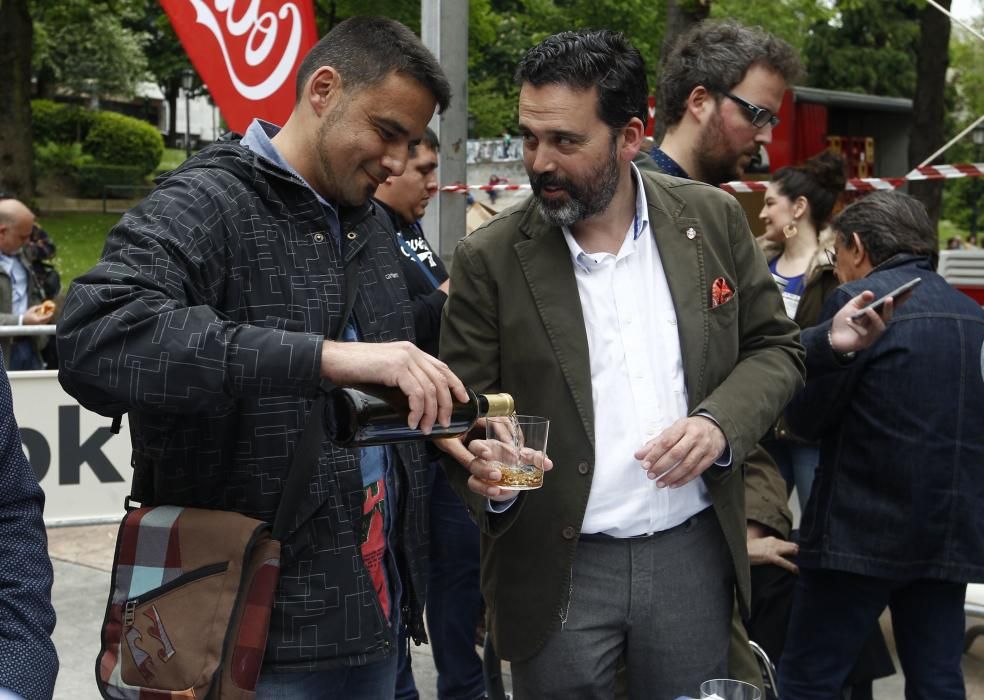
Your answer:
[758,149,846,508]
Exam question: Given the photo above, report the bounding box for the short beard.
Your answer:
[316,96,364,206]
[694,110,743,186]
[530,137,620,227]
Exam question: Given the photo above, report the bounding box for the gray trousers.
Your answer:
[510,507,734,700]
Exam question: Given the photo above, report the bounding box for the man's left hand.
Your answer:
[634,416,726,488]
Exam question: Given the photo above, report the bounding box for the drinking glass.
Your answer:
[484,415,549,490]
[699,679,762,700]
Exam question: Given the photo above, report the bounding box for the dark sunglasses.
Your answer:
[721,91,780,129]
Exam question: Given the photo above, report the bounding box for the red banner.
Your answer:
[160,0,318,134]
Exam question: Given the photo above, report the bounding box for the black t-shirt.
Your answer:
[377,200,449,357]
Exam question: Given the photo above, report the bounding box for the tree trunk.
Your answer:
[0,0,35,198]
[660,0,711,65]
[907,0,951,229]
[165,77,180,148]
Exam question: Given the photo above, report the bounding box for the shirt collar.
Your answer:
[240,119,337,214]
[649,147,690,179]
[562,162,651,273]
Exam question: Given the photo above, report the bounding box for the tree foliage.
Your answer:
[32,0,149,105]
[466,0,667,136]
[711,0,833,57]
[802,0,922,97]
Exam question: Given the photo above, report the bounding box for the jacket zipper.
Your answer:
[123,561,229,626]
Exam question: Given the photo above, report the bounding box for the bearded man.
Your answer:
[439,29,804,700]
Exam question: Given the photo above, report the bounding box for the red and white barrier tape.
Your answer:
[441,162,984,194]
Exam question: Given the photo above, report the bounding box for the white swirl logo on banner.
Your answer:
[188,0,302,101]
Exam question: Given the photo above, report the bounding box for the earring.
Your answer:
[782,222,799,239]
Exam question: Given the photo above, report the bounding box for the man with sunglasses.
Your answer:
[649,20,796,186]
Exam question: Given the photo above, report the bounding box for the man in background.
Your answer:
[375,129,487,700]
[780,190,984,699]
[0,199,54,370]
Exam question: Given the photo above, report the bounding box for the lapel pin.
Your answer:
[686,227,697,240]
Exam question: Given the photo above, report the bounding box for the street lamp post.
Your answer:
[181,69,195,159]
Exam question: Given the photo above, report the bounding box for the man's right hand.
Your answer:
[320,340,468,434]
[23,304,55,325]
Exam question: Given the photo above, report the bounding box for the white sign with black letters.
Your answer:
[9,370,132,525]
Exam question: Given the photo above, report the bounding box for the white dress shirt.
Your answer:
[562,164,712,536]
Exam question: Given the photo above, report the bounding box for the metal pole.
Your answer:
[421,0,469,262]
[185,89,192,158]
[973,143,982,239]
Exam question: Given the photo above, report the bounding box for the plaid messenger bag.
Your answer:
[95,272,358,699]
[94,382,332,700]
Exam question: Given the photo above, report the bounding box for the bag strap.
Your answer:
[396,225,441,290]
[271,258,359,541]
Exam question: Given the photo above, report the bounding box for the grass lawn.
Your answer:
[155,147,190,176]
[40,211,120,288]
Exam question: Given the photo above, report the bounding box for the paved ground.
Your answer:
[48,523,984,699]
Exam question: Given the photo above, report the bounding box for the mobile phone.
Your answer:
[849,277,921,321]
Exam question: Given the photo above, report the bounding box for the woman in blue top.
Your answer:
[758,150,845,508]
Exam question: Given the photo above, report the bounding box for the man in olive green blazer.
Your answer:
[440,30,803,699]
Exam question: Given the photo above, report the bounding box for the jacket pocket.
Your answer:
[707,291,739,326]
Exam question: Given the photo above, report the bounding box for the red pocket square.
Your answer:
[712,277,734,308]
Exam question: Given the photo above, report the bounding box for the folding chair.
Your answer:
[749,639,779,700]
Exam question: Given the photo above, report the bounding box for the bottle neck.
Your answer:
[480,393,515,417]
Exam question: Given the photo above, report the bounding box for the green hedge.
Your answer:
[76,163,147,198]
[34,141,92,179]
[32,99,97,144]
[83,111,164,176]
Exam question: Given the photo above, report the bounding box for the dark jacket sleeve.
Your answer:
[0,362,57,700]
[785,289,864,441]
[56,175,324,417]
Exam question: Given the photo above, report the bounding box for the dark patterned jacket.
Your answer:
[56,142,431,670]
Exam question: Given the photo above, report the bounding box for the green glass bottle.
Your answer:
[324,385,514,447]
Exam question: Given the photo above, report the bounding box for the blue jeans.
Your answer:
[396,463,485,700]
[779,568,966,700]
[762,439,818,510]
[427,465,485,699]
[255,652,398,699]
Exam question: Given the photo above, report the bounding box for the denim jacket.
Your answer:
[787,255,984,582]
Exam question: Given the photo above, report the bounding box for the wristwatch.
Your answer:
[828,328,856,363]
